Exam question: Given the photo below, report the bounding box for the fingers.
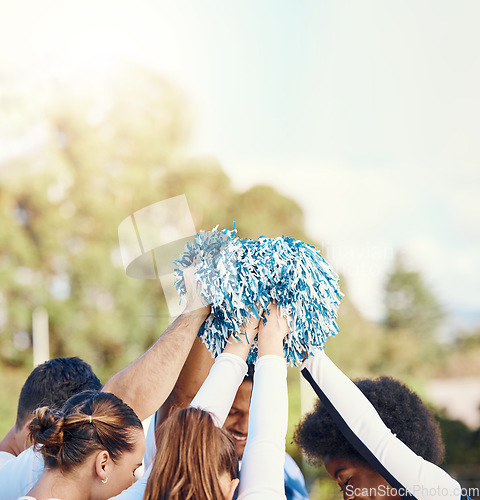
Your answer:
[182,265,210,314]
[259,302,291,339]
[257,302,291,358]
[183,265,199,294]
[240,310,261,343]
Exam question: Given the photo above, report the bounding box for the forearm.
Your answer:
[239,303,289,500]
[168,336,214,408]
[188,319,256,425]
[239,355,287,499]
[103,307,209,421]
[190,352,248,427]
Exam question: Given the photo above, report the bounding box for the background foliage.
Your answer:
[1,64,479,498]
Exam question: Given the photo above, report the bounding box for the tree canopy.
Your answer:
[0,65,314,379]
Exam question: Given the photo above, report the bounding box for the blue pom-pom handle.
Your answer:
[174,224,342,366]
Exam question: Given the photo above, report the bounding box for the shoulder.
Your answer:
[0,451,15,469]
[0,446,42,473]
[143,414,157,471]
[0,447,45,499]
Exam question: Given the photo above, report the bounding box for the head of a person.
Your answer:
[294,376,445,499]
[29,390,145,499]
[145,406,239,500]
[223,364,254,458]
[15,357,102,435]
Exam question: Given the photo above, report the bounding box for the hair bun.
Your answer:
[29,407,65,451]
[27,392,142,472]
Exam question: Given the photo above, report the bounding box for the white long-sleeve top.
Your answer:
[190,352,249,427]
[238,355,288,500]
[191,352,288,500]
[1,448,44,500]
[301,351,469,500]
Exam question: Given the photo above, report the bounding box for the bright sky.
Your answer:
[1,0,479,325]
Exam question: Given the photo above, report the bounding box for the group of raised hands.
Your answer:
[183,265,291,362]
[223,303,291,361]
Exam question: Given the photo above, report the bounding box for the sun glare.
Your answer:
[35,12,142,78]
[21,1,171,80]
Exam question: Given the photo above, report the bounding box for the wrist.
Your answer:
[182,303,210,317]
[223,335,252,360]
[257,338,284,358]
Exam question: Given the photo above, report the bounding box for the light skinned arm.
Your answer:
[153,335,215,428]
[102,267,210,421]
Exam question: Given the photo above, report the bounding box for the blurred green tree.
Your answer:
[384,253,445,336]
[375,253,447,377]
[0,64,320,384]
[438,412,480,466]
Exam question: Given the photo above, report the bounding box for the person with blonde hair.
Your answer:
[145,407,239,500]
[144,302,290,500]
[18,390,145,500]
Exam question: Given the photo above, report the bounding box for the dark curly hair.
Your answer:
[294,376,444,467]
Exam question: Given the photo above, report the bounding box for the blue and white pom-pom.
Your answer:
[174,223,342,366]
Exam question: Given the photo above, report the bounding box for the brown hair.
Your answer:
[144,407,239,500]
[28,390,142,472]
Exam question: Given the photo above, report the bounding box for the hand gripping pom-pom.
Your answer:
[174,224,342,366]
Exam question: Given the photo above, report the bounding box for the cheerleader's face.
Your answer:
[325,457,401,500]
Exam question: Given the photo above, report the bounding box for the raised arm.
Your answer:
[153,335,215,428]
[239,303,289,500]
[103,267,210,421]
[189,314,259,426]
[169,336,215,407]
[144,312,258,470]
[301,352,463,500]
